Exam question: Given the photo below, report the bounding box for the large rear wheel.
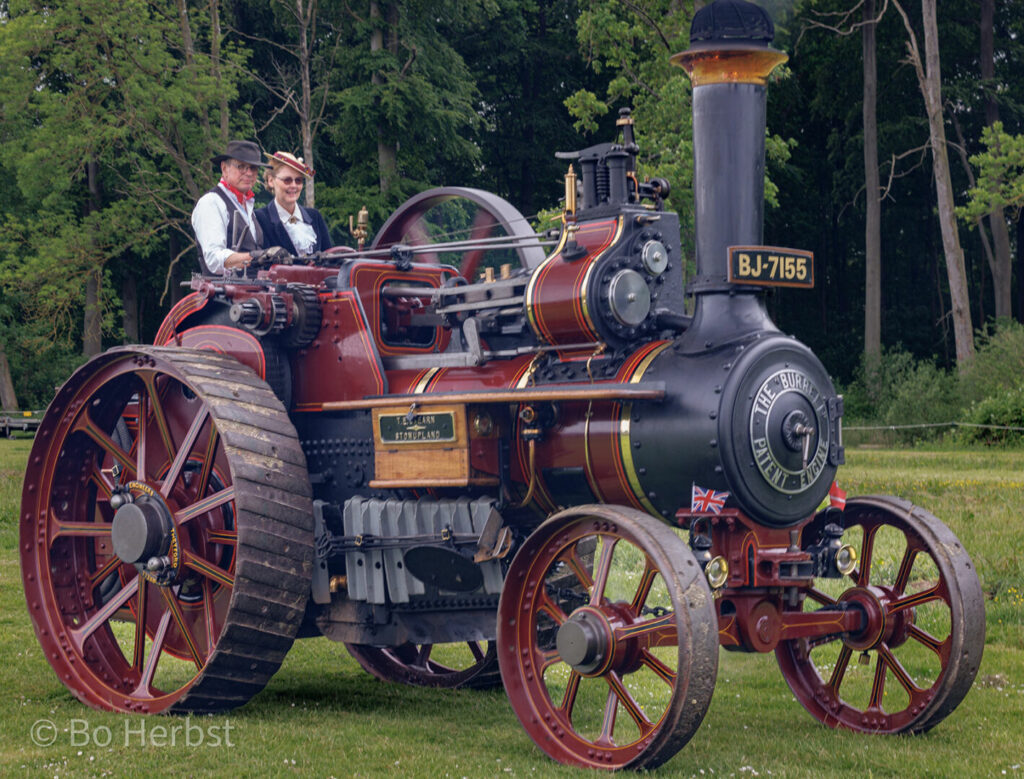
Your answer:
[20,346,314,713]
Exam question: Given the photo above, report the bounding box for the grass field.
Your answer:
[1,440,1022,778]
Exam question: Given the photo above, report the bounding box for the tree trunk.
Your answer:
[297,0,316,208]
[0,347,19,411]
[177,0,212,143]
[83,270,102,357]
[1018,214,1024,323]
[83,160,103,358]
[122,269,139,343]
[896,0,974,367]
[980,0,1013,320]
[210,0,229,143]
[862,0,881,368]
[371,1,397,195]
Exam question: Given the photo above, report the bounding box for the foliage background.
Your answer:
[0,0,1023,418]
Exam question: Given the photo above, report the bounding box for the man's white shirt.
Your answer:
[191,183,258,275]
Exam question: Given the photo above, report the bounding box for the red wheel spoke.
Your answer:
[181,548,234,589]
[88,465,116,500]
[877,644,924,697]
[597,685,619,746]
[138,371,177,471]
[73,414,136,479]
[88,555,123,588]
[804,587,838,607]
[892,545,917,594]
[538,647,561,671]
[71,575,139,652]
[206,528,237,546]
[868,652,887,709]
[202,577,218,655]
[887,582,943,614]
[590,537,618,606]
[607,671,656,738]
[160,588,204,668]
[159,405,211,499]
[908,624,948,658]
[558,670,582,716]
[193,426,221,501]
[827,644,853,693]
[132,579,149,669]
[537,588,569,625]
[175,485,235,525]
[629,557,658,613]
[561,544,594,591]
[50,516,113,542]
[136,609,173,696]
[639,649,678,688]
[856,525,879,586]
[614,612,676,647]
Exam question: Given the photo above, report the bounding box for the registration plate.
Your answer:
[728,246,814,288]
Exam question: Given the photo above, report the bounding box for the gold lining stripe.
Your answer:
[582,401,606,503]
[577,216,624,339]
[618,342,672,515]
[525,228,568,341]
[413,367,440,394]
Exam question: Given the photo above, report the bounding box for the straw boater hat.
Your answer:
[266,151,315,178]
[210,140,267,168]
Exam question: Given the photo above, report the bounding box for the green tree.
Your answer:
[959,123,1024,222]
[325,1,483,211]
[0,0,252,365]
[564,0,696,227]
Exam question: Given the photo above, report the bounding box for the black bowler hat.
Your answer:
[211,140,267,168]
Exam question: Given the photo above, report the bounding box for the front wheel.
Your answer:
[497,505,718,770]
[776,496,985,733]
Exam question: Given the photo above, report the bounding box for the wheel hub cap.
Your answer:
[556,608,614,676]
[111,486,178,584]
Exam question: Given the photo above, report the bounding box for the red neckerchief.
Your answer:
[220,179,254,206]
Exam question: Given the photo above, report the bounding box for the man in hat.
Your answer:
[191,140,285,275]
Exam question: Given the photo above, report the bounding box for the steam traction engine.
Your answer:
[20,2,984,770]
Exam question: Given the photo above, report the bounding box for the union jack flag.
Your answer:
[691,484,730,515]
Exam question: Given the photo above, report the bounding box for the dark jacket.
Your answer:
[254,202,333,256]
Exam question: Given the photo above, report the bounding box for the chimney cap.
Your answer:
[690,0,775,49]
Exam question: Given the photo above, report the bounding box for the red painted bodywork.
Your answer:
[525,218,620,348]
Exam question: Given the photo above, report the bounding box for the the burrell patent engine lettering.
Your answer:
[19,0,984,772]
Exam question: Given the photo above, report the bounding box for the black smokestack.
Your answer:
[672,0,787,343]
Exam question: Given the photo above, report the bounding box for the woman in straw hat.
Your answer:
[254,151,333,257]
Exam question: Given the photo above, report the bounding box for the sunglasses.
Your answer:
[276,176,305,185]
[231,162,259,173]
